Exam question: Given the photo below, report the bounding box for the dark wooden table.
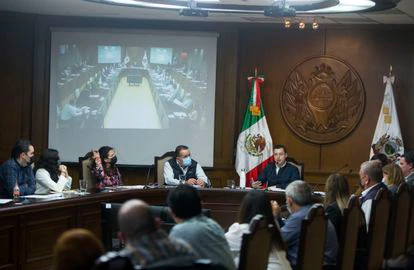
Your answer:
[0,187,322,270]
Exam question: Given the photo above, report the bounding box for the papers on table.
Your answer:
[267,186,285,192]
[23,193,63,200]
[116,185,145,190]
[0,199,13,204]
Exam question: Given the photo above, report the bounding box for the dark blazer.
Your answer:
[258,162,300,189]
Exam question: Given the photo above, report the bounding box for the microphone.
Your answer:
[334,164,348,174]
[144,166,152,189]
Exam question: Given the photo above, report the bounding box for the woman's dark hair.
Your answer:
[324,173,350,214]
[36,149,60,182]
[98,146,116,174]
[237,190,286,251]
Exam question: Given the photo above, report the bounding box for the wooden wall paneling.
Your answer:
[77,204,102,238]
[0,12,34,162]
[0,216,18,270]
[20,209,76,270]
[213,30,239,169]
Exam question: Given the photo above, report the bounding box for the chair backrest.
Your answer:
[385,182,410,258]
[238,214,272,270]
[100,202,211,251]
[407,187,414,248]
[366,188,391,270]
[154,151,175,186]
[79,152,96,191]
[296,204,327,270]
[336,196,361,270]
[286,157,304,179]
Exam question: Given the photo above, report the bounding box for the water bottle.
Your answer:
[13,183,20,201]
[239,169,246,189]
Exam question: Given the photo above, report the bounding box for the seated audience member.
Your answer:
[167,185,236,270]
[359,160,387,230]
[225,190,291,270]
[399,151,414,186]
[164,145,209,187]
[370,153,389,167]
[0,139,36,198]
[382,163,404,194]
[323,173,350,239]
[272,181,338,266]
[35,149,72,194]
[52,228,104,270]
[97,199,196,268]
[91,146,122,190]
[252,145,300,189]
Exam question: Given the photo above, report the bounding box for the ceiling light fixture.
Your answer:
[85,0,400,17]
[298,20,306,29]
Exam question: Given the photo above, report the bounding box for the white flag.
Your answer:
[370,75,404,162]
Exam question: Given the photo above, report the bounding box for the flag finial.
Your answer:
[255,68,257,77]
[389,65,393,77]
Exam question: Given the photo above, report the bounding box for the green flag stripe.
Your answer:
[240,85,265,132]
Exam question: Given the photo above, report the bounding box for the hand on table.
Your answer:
[251,181,262,189]
[196,179,205,187]
[271,200,281,217]
[186,178,197,185]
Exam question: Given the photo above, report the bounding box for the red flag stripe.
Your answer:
[245,155,274,188]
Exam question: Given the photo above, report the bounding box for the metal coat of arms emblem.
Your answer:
[281,56,365,144]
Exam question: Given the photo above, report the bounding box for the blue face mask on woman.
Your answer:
[182,156,192,167]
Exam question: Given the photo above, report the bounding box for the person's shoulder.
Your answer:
[35,168,49,177]
[1,159,15,167]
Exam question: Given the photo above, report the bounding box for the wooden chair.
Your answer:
[238,214,272,270]
[296,204,327,270]
[154,151,175,186]
[336,196,362,270]
[366,188,391,270]
[78,151,96,191]
[286,157,304,180]
[407,187,414,248]
[385,182,410,259]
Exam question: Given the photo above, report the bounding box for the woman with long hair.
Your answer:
[52,228,104,270]
[35,149,72,194]
[324,173,350,238]
[382,163,404,194]
[90,146,122,190]
[225,190,291,270]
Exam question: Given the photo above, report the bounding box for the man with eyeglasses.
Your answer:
[163,145,209,187]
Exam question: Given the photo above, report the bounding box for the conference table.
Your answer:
[0,187,322,270]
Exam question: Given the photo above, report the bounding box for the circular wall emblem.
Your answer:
[281,56,365,144]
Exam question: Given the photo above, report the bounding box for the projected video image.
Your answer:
[49,30,217,165]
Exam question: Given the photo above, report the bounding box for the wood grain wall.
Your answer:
[1,11,413,190]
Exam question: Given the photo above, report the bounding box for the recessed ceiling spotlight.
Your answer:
[298,20,305,29]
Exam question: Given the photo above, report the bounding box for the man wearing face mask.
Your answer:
[0,139,36,198]
[271,181,338,267]
[164,145,210,187]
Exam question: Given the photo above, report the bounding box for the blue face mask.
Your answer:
[182,156,192,167]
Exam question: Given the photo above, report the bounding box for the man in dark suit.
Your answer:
[400,151,414,186]
[252,144,300,189]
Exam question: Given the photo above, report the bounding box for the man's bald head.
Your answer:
[118,199,156,241]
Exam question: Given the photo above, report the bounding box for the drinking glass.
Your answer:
[79,179,87,195]
[178,174,186,185]
[227,179,236,189]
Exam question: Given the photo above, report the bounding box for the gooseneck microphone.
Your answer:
[144,166,152,189]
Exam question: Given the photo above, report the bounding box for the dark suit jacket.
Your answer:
[325,202,342,240]
[258,162,300,189]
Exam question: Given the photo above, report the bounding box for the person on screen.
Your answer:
[167,185,236,270]
[251,145,300,189]
[225,190,291,270]
[0,139,36,198]
[163,145,209,187]
[35,149,72,194]
[91,146,122,190]
[60,97,89,124]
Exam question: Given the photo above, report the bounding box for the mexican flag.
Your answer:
[370,72,404,162]
[235,70,273,187]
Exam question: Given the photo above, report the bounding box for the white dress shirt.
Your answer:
[163,160,209,186]
[360,182,382,231]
